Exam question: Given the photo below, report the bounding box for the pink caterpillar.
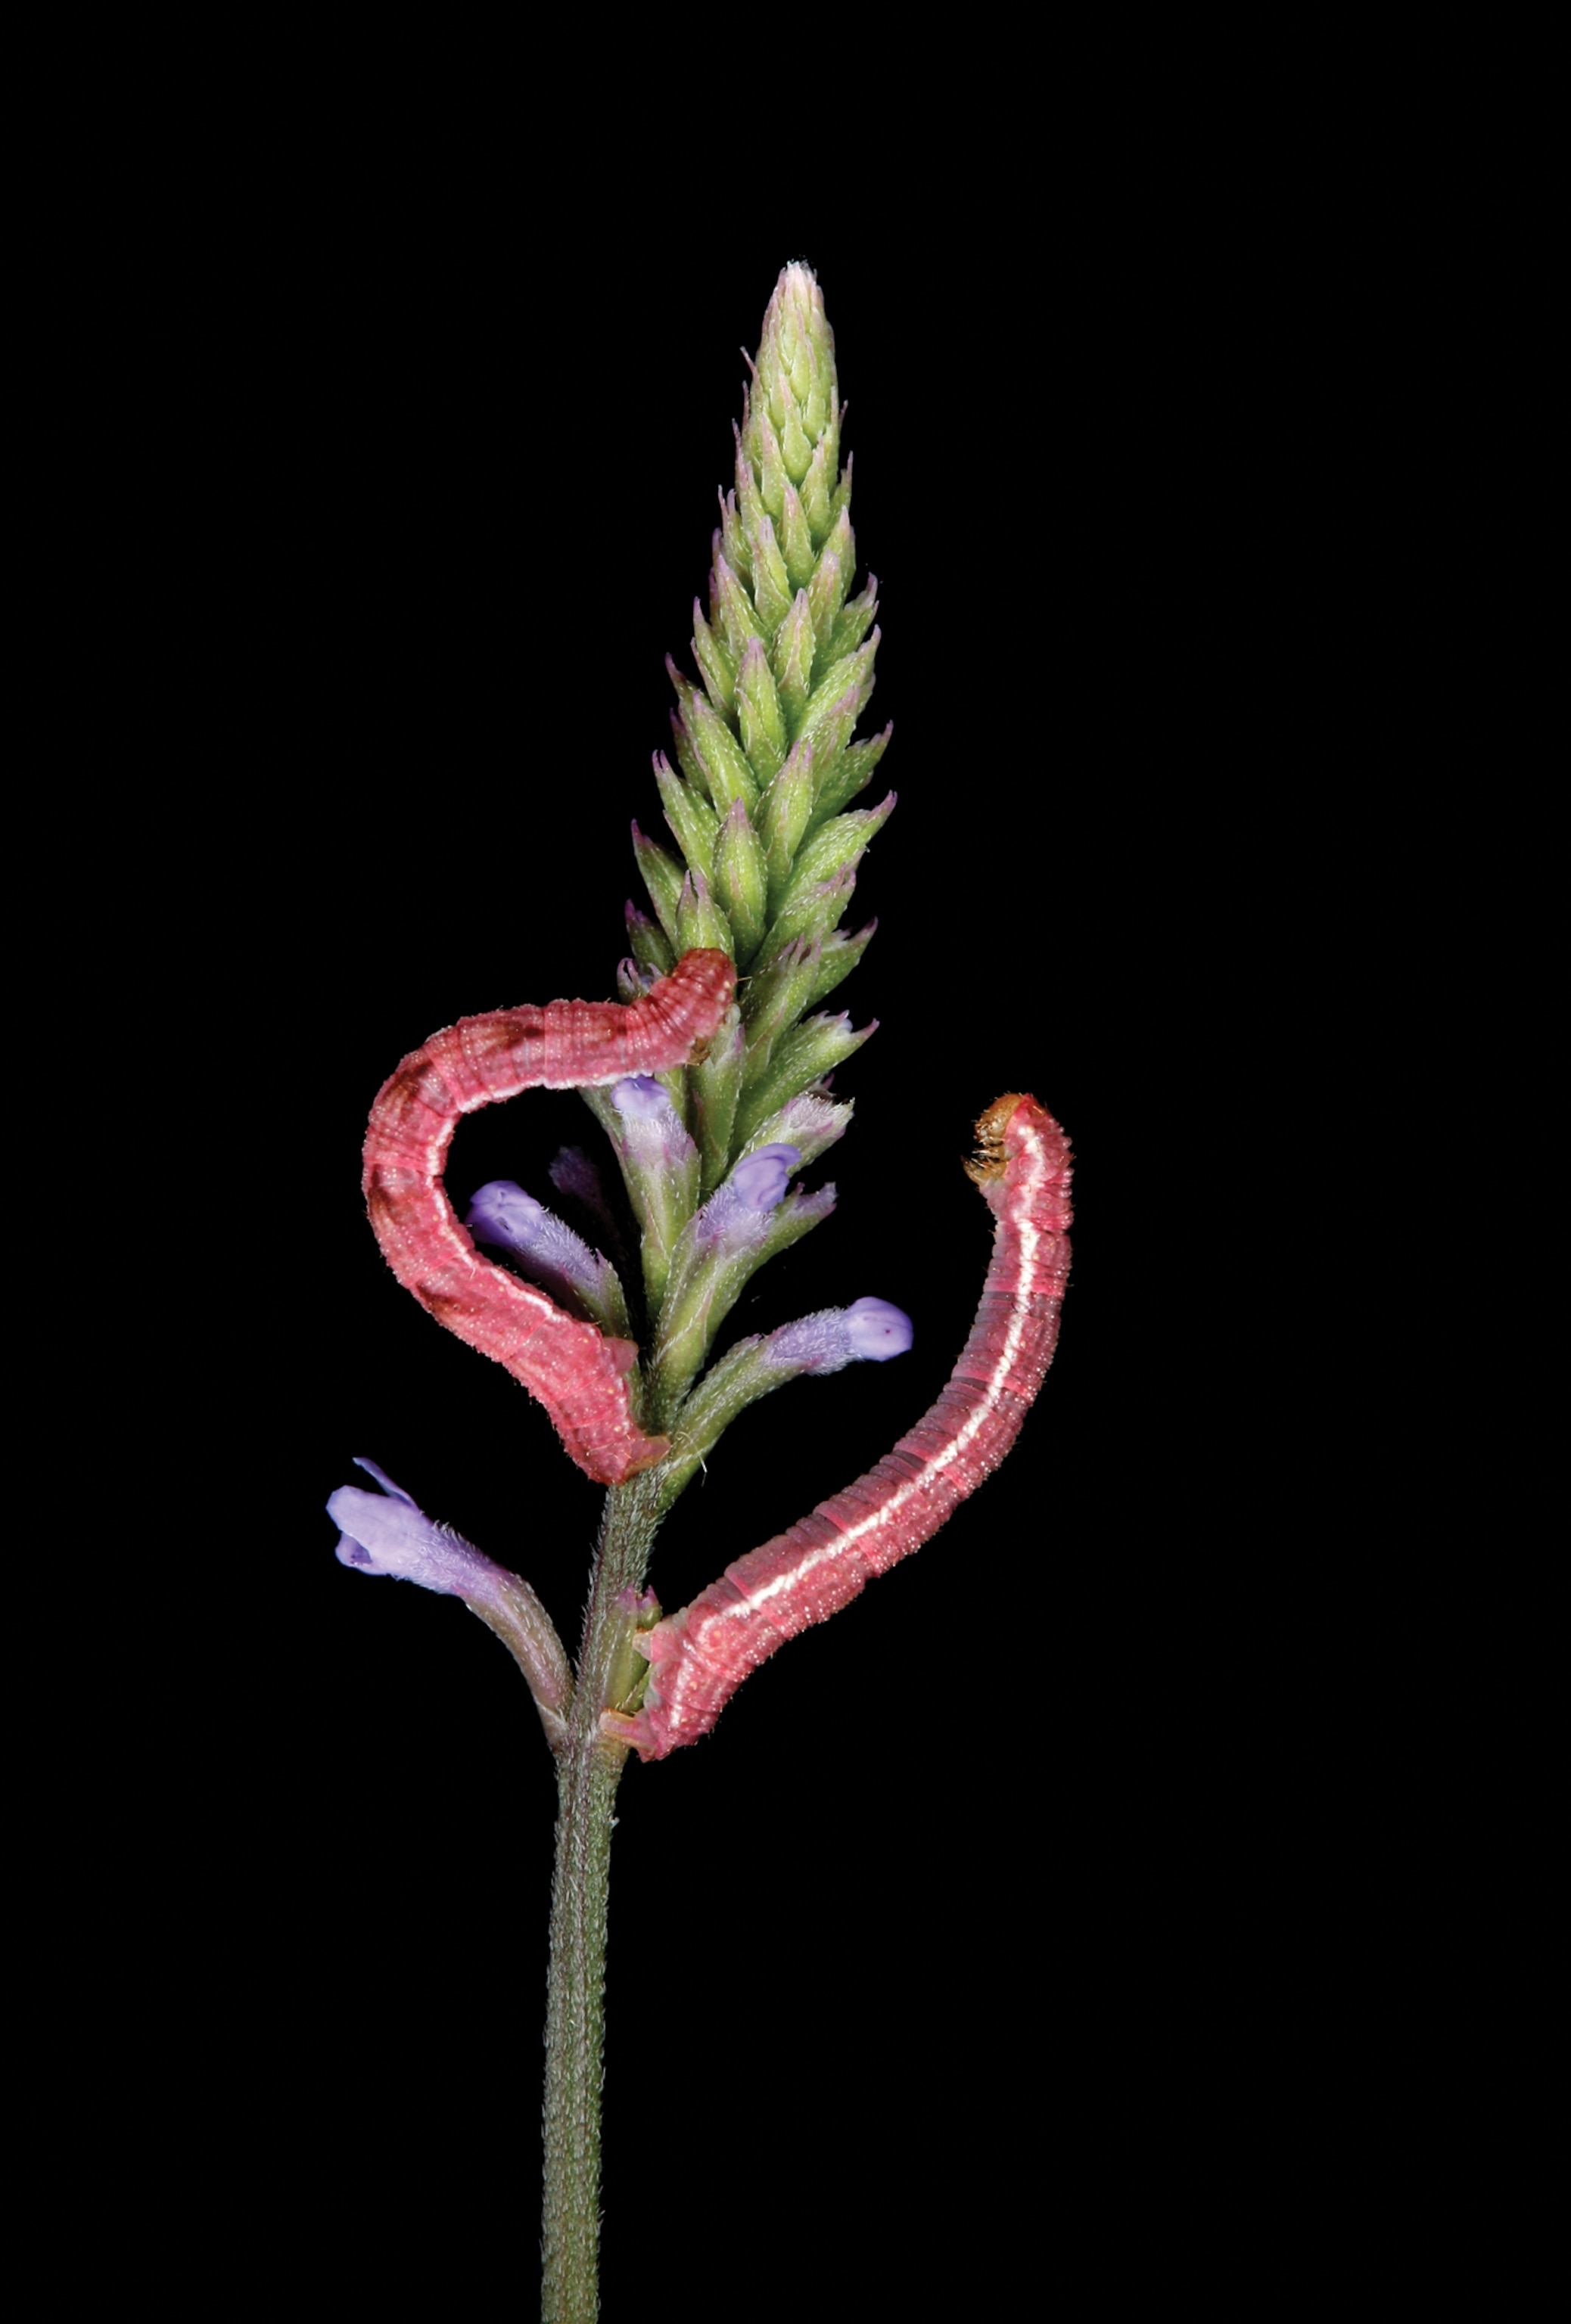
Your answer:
[605,1092,1073,1757]
[362,949,736,1485]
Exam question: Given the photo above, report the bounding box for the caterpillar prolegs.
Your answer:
[362,948,735,1484]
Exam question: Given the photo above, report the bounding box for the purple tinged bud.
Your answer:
[466,1179,549,1238]
[609,1073,699,1179]
[694,1143,800,1251]
[612,1074,670,1121]
[616,957,658,1002]
[464,1180,613,1316]
[765,1297,914,1373]
[729,1142,799,1210]
[844,1297,914,1359]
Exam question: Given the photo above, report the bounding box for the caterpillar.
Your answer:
[605,1092,1072,1755]
[362,947,736,1484]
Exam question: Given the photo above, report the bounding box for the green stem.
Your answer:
[541,1471,664,2323]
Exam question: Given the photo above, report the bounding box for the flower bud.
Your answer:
[739,937,823,1088]
[684,688,760,817]
[735,636,786,786]
[736,1090,852,1170]
[648,1152,832,1425]
[795,685,866,818]
[810,722,892,830]
[742,508,792,635]
[713,550,762,667]
[733,1011,876,1148]
[689,1002,746,1198]
[602,1075,702,1314]
[624,900,674,978]
[655,750,719,883]
[694,1143,800,1250]
[675,867,734,957]
[465,1180,630,1341]
[807,513,852,645]
[750,863,860,977]
[691,596,736,720]
[711,798,767,967]
[776,793,895,921]
[759,735,815,900]
[631,821,683,947]
[771,590,817,737]
[825,574,878,665]
[779,481,816,593]
[654,1297,911,1512]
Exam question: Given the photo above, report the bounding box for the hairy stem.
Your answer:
[541,1471,664,2322]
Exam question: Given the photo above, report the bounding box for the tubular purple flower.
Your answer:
[331,1458,518,1597]
[764,1297,913,1374]
[652,1297,913,1514]
[464,1179,614,1320]
[695,1142,800,1250]
[329,1460,573,1748]
[611,1074,673,1121]
[730,1144,799,1207]
[844,1296,915,1359]
[609,1074,699,1173]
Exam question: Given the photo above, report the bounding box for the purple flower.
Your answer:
[764,1297,914,1373]
[611,1074,673,1121]
[330,1461,573,1742]
[730,1145,798,1208]
[330,1459,513,1600]
[844,1297,915,1359]
[464,1179,617,1323]
[609,1074,699,1174]
[694,1143,800,1251]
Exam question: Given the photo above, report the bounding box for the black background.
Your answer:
[124,157,1526,2312]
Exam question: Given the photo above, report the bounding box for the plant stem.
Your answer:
[541,1471,664,2323]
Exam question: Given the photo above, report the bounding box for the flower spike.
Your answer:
[362,949,735,1484]
[605,1094,1072,1757]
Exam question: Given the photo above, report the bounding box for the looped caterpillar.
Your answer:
[362,949,736,1484]
[605,1092,1072,1753]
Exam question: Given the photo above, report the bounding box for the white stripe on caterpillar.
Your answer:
[604,1092,1072,1753]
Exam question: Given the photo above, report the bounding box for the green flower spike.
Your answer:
[629,262,894,1226]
